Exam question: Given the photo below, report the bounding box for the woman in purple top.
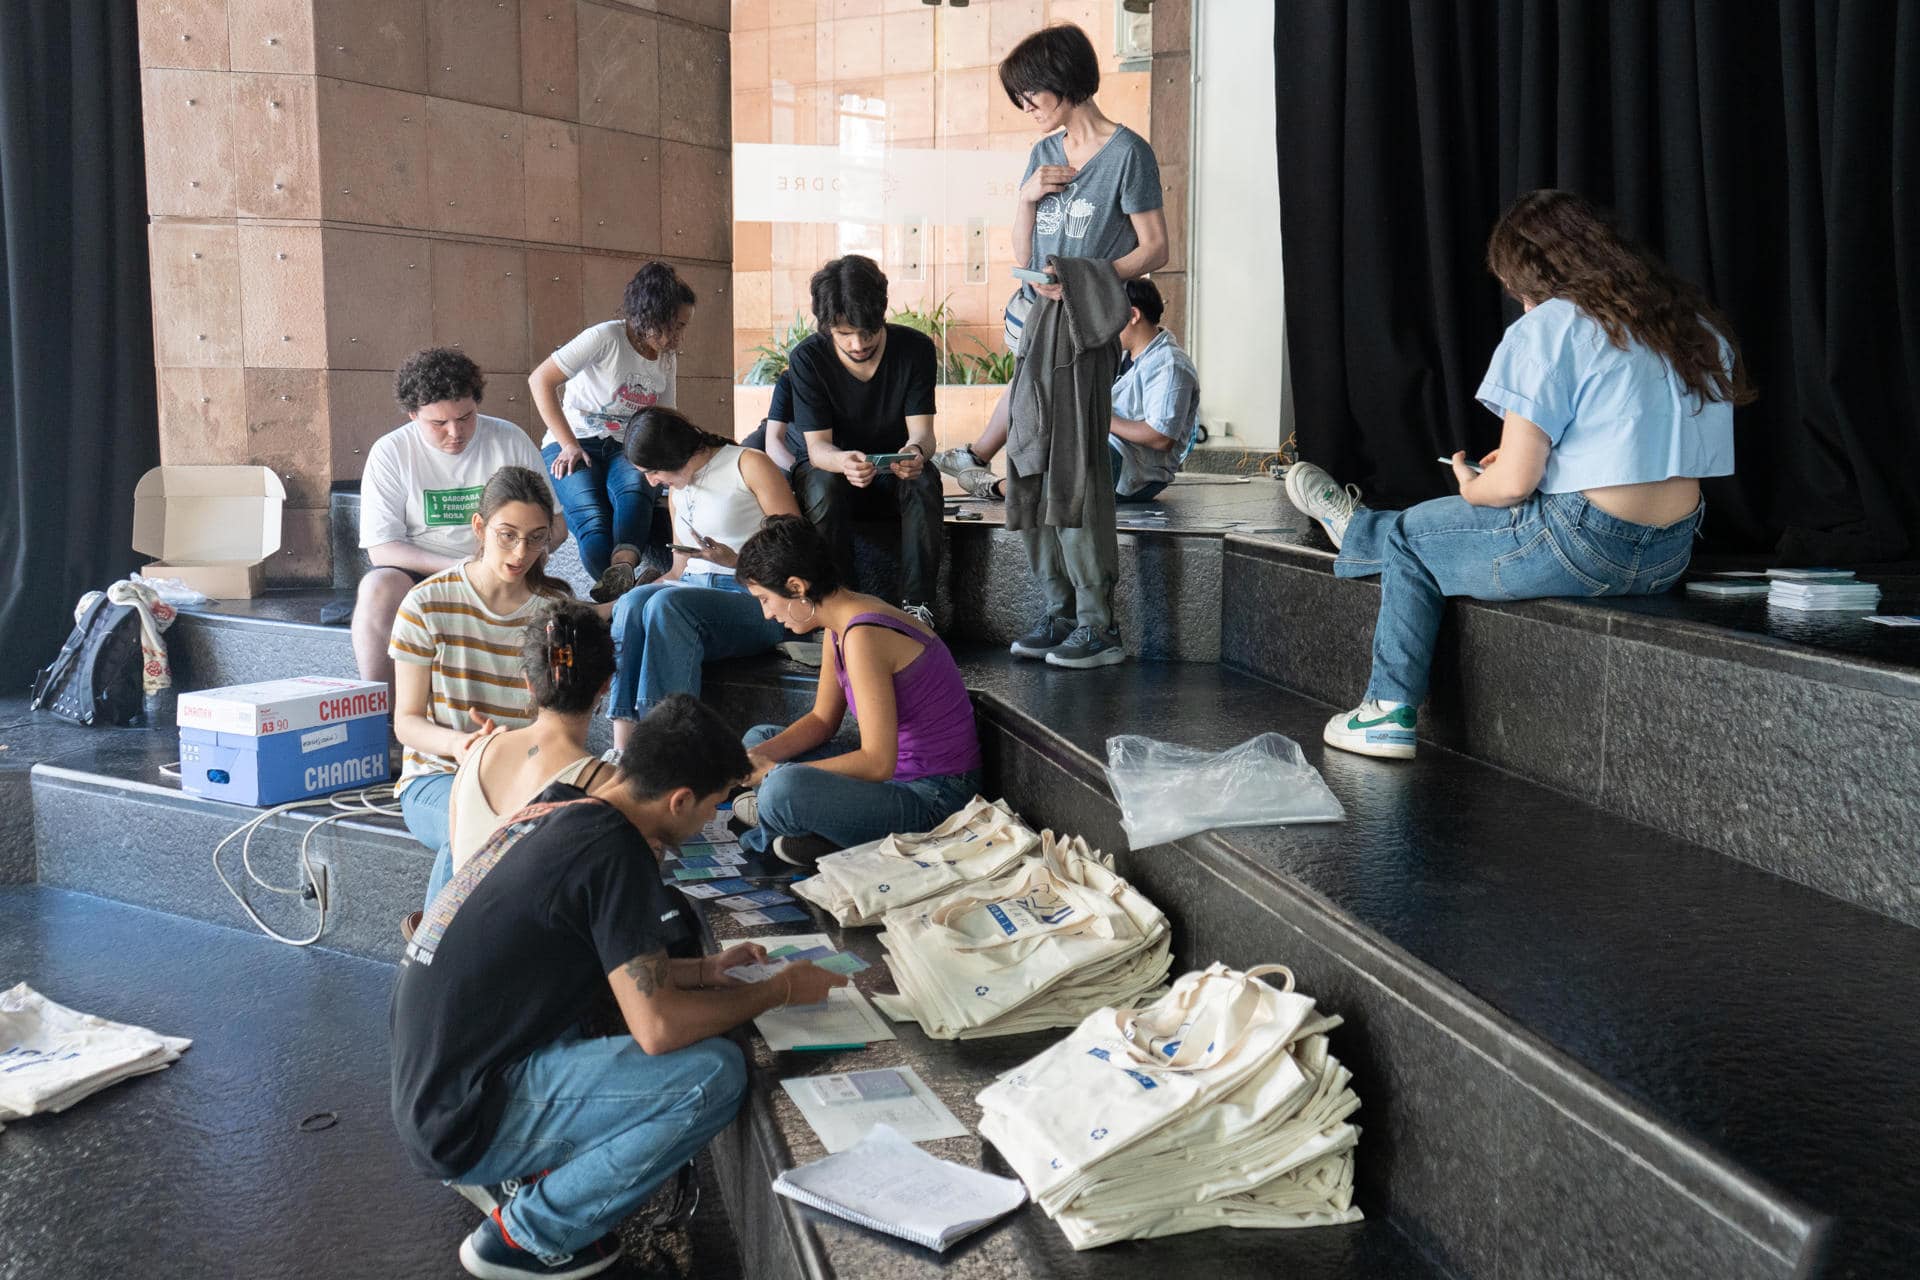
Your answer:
[731,515,982,867]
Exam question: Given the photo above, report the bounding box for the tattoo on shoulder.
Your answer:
[623,952,670,996]
[526,744,540,758]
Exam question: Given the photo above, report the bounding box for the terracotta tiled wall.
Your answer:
[730,0,1172,389]
[137,0,733,583]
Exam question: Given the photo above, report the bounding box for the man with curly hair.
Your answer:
[354,346,563,687]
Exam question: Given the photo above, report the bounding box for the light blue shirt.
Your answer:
[1475,297,1735,493]
[1108,329,1200,493]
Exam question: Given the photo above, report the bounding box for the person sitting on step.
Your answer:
[785,254,943,630]
[607,407,799,752]
[729,515,982,868]
[932,21,1169,499]
[1285,188,1754,761]
[392,694,847,1280]
[390,466,574,906]
[736,370,804,474]
[354,348,562,689]
[444,599,618,886]
[528,262,696,603]
[941,278,1200,506]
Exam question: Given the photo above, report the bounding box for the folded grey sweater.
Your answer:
[1004,256,1131,531]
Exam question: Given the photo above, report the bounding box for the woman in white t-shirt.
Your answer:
[527,262,695,600]
[388,466,574,907]
[607,407,800,750]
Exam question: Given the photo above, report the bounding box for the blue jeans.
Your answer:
[738,723,979,853]
[541,437,657,579]
[1337,491,1701,706]
[401,771,457,907]
[1109,441,1169,503]
[453,1031,745,1259]
[608,573,788,721]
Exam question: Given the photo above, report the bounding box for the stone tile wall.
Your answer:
[137,0,733,583]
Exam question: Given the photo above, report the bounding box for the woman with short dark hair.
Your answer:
[528,262,697,599]
[933,22,1171,512]
[730,515,981,867]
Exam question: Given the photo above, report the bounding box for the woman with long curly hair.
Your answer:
[1285,189,1756,760]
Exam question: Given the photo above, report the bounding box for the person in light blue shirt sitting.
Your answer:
[1108,278,1200,502]
[1286,189,1756,761]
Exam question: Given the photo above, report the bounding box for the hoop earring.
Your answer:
[787,598,818,628]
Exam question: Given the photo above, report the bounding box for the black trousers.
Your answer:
[794,462,943,605]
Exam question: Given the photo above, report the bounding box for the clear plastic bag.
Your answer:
[1102,732,1346,850]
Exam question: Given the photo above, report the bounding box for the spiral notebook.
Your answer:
[772,1124,1026,1252]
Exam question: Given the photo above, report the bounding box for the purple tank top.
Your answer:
[830,613,982,782]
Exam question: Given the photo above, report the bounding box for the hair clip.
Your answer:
[546,616,576,685]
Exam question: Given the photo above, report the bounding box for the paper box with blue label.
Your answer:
[176,678,390,806]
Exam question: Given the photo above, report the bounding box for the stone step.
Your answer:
[1220,535,1920,927]
[694,651,1920,1279]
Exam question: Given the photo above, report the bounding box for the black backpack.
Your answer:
[30,594,147,727]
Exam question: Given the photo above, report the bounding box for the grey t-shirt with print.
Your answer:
[1021,125,1162,282]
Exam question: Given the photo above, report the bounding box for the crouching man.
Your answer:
[389,693,846,1280]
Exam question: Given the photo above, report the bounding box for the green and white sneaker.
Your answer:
[1323,701,1418,759]
[1283,462,1361,549]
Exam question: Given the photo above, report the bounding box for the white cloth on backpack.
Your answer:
[871,832,1171,1040]
[76,579,180,694]
[976,963,1363,1249]
[790,796,1038,927]
[0,983,192,1120]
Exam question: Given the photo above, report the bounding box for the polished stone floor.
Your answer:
[0,887,743,1280]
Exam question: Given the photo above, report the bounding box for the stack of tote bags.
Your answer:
[872,832,1172,1040]
[977,962,1363,1249]
[792,797,1039,927]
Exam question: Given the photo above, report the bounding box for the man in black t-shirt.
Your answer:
[390,695,846,1280]
[786,255,944,625]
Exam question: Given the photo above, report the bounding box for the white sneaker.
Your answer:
[1283,462,1362,549]
[931,446,982,479]
[1323,701,1418,760]
[902,602,937,631]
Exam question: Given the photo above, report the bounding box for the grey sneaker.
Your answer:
[931,445,983,479]
[1282,462,1361,550]
[1044,625,1126,669]
[731,789,759,828]
[588,559,636,603]
[1009,614,1075,659]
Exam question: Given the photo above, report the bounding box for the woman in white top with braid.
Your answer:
[607,407,801,749]
[389,466,573,906]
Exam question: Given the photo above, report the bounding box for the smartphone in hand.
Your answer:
[1438,456,1486,475]
[1011,267,1056,285]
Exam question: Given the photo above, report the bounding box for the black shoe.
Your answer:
[1009,614,1074,659]
[773,833,837,867]
[1044,625,1127,669]
[458,1211,620,1279]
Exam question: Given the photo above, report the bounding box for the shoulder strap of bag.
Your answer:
[1112,964,1295,1071]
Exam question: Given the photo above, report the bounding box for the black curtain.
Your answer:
[0,2,158,670]
[1276,1,1920,563]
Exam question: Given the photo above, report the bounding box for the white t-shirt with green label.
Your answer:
[358,415,558,560]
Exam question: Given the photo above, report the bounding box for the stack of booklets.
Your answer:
[1767,569,1880,612]
[773,1124,1026,1251]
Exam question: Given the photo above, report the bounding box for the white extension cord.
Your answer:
[158,761,406,947]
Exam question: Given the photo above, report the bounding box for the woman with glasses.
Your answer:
[607,407,801,751]
[528,262,697,601]
[389,466,575,905]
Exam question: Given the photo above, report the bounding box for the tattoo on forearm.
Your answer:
[623,952,670,996]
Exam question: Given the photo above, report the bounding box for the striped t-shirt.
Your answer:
[388,564,540,794]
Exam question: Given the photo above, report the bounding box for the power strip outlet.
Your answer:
[304,862,331,914]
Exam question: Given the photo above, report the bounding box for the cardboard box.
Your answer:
[132,465,287,599]
[177,677,391,807]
